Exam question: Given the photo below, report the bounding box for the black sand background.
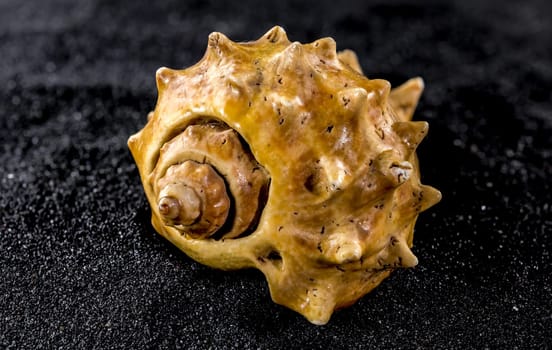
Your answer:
[1,0,551,348]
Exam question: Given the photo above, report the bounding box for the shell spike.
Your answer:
[337,49,363,74]
[389,77,425,121]
[369,79,391,105]
[320,234,363,265]
[311,37,338,62]
[392,238,418,268]
[337,87,368,112]
[273,41,306,73]
[156,67,178,91]
[392,121,429,154]
[207,32,235,57]
[263,26,289,44]
[419,185,442,212]
[301,288,335,326]
[284,41,304,56]
[375,150,413,187]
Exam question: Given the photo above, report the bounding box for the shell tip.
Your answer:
[396,239,418,268]
[263,26,289,44]
[411,76,424,90]
[421,185,442,210]
[127,134,137,147]
[207,31,235,56]
[369,79,391,105]
[337,49,363,74]
[156,67,177,90]
[392,121,429,152]
[312,37,338,62]
[389,77,425,121]
[127,131,142,154]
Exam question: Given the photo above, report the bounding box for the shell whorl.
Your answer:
[150,121,270,240]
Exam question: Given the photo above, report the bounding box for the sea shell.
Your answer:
[128,26,441,325]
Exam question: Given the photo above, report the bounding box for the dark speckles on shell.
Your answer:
[128,26,441,326]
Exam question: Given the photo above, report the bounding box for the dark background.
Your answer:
[1,0,551,348]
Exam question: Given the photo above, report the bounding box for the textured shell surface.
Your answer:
[128,26,441,325]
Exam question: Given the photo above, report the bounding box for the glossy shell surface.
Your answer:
[128,26,441,325]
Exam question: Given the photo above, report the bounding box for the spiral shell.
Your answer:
[128,26,441,325]
[150,121,269,239]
